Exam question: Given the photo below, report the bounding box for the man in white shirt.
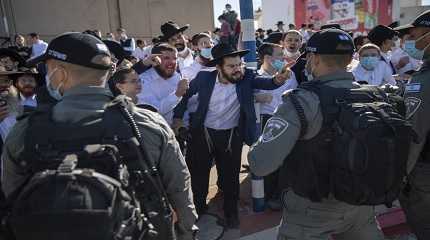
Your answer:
[137,43,188,125]
[132,39,148,61]
[116,28,136,56]
[367,25,398,75]
[160,21,194,72]
[28,33,48,59]
[390,32,422,75]
[351,43,396,86]
[256,43,298,211]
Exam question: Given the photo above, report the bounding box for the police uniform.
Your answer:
[395,10,430,240]
[2,33,197,239]
[248,29,384,240]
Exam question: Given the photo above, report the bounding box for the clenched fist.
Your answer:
[175,79,189,97]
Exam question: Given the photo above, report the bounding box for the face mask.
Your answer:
[45,68,63,100]
[200,47,213,59]
[360,56,379,71]
[271,59,285,72]
[404,31,430,60]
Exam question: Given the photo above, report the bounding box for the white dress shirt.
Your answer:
[390,48,422,74]
[257,69,298,115]
[30,40,48,58]
[351,61,396,86]
[204,75,240,130]
[132,47,148,60]
[137,68,181,124]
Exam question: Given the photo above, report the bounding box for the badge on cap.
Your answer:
[338,34,350,41]
[261,117,289,143]
[96,43,108,52]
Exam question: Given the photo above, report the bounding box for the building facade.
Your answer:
[0,0,214,43]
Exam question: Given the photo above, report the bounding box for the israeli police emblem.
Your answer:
[261,117,289,143]
[405,97,422,120]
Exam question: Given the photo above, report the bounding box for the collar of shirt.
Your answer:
[19,93,36,102]
[53,85,113,123]
[315,71,354,83]
[257,68,273,77]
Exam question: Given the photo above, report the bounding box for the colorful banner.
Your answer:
[305,0,331,28]
[293,0,392,32]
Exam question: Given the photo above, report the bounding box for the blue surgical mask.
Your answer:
[271,59,285,72]
[360,56,379,71]
[200,47,213,59]
[45,68,63,101]
[404,31,430,60]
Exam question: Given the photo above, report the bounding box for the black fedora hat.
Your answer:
[160,21,190,42]
[207,43,249,67]
[0,48,26,68]
[276,21,285,26]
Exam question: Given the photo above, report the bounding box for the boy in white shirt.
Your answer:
[351,43,396,86]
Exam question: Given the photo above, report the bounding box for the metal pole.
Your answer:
[239,0,257,69]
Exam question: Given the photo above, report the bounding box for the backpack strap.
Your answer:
[289,91,308,138]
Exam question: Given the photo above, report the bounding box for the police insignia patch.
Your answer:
[261,117,289,143]
[405,83,421,93]
[405,97,422,120]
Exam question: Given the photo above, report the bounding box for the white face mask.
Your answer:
[45,68,63,100]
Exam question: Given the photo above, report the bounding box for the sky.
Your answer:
[213,0,262,26]
[423,0,430,5]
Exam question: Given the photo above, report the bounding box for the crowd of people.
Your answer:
[0,3,429,240]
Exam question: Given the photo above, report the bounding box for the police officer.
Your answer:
[395,10,430,240]
[248,29,384,240]
[1,32,197,239]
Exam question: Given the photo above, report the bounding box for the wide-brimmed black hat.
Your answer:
[276,21,285,26]
[103,40,127,62]
[207,43,249,67]
[0,48,26,68]
[160,21,190,42]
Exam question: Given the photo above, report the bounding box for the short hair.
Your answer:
[288,23,296,28]
[258,43,282,60]
[354,35,367,48]
[151,43,177,54]
[225,3,231,7]
[108,68,136,96]
[318,54,352,69]
[282,30,302,41]
[136,39,144,45]
[29,33,39,38]
[358,43,381,56]
[117,28,125,32]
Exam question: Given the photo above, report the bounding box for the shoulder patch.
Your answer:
[405,97,422,120]
[405,83,421,94]
[261,117,289,143]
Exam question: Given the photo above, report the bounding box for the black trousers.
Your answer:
[261,114,281,200]
[189,127,243,218]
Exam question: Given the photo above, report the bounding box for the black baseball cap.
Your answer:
[306,29,355,55]
[395,10,430,32]
[27,32,112,70]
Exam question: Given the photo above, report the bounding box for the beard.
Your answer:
[155,65,175,79]
[18,85,36,97]
[220,67,244,84]
[175,43,186,52]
